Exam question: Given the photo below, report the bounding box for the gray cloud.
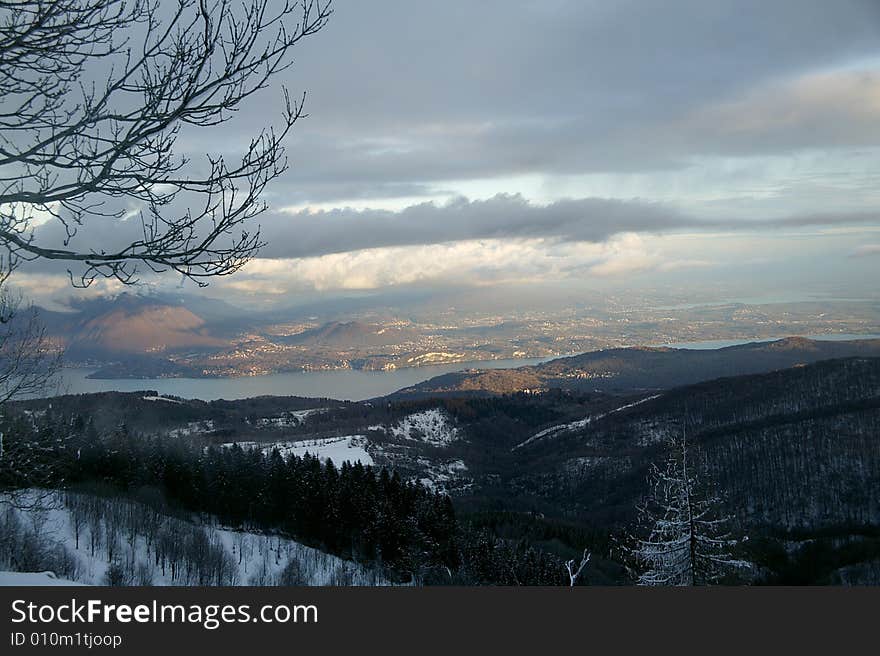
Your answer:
[258,198,879,261]
[160,1,880,205]
[240,0,880,202]
[23,193,879,274]
[258,194,696,258]
[293,1,880,126]
[10,1,880,306]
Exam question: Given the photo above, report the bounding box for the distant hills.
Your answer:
[35,294,880,388]
[391,336,880,397]
[281,320,418,348]
[43,293,228,359]
[40,295,417,359]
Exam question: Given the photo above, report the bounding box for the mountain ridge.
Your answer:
[390,336,880,398]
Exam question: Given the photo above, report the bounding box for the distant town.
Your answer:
[46,293,880,379]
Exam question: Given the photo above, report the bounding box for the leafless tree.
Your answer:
[67,492,86,550]
[0,0,330,504]
[277,556,306,585]
[0,0,332,287]
[86,495,103,558]
[564,548,590,588]
[626,428,750,586]
[0,287,62,504]
[0,256,62,504]
[0,274,59,402]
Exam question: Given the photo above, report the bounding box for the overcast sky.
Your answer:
[20,0,880,311]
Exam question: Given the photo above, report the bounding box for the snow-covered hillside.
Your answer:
[361,409,470,493]
[387,409,461,446]
[223,435,373,466]
[0,491,390,586]
[416,459,469,494]
[0,571,85,586]
[168,419,215,438]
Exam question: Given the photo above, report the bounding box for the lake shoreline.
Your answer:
[51,332,880,402]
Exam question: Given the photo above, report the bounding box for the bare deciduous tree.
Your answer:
[0,279,59,403]
[0,253,62,502]
[0,0,332,287]
[0,293,62,505]
[564,548,590,588]
[0,0,331,504]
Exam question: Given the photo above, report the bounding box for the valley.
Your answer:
[6,338,880,585]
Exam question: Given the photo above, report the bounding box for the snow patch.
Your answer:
[224,436,374,466]
[416,459,469,494]
[255,408,328,428]
[168,420,215,438]
[389,409,461,446]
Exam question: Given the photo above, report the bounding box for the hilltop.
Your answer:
[391,337,880,397]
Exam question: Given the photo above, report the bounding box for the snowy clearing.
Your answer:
[224,435,374,466]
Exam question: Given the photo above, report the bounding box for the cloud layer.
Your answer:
[8,1,880,307]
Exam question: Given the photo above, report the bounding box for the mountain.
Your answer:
[431,356,878,583]
[42,293,233,359]
[505,356,880,522]
[391,337,880,397]
[390,356,880,582]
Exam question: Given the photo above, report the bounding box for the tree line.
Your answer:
[62,426,456,581]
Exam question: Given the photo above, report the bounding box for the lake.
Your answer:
[53,357,554,402]
[661,333,880,350]
[53,333,880,401]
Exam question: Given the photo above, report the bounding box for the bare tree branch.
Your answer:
[0,0,332,287]
[0,256,63,505]
[565,548,590,588]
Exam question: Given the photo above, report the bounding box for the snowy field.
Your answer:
[0,491,390,586]
[223,435,374,466]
